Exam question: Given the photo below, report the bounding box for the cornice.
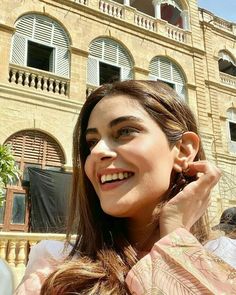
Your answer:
[0,83,83,113]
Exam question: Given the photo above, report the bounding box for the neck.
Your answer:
[126,214,160,253]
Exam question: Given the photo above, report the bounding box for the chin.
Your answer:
[101,206,130,218]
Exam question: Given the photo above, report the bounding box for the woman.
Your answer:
[15,80,235,294]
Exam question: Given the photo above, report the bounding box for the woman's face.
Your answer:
[84,95,179,220]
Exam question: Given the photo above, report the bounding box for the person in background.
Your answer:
[0,259,14,295]
[205,207,236,268]
[15,80,236,295]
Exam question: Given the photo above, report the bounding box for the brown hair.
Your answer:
[41,80,208,294]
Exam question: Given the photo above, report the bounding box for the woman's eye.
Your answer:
[116,127,139,138]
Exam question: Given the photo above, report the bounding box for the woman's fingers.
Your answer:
[160,161,221,236]
[186,161,221,186]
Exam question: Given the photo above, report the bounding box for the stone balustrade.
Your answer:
[166,24,187,43]
[213,17,233,33]
[99,0,123,18]
[9,64,70,96]
[134,11,156,32]
[68,0,191,44]
[75,0,88,4]
[220,72,236,88]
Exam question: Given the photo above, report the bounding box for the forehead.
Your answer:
[87,94,148,127]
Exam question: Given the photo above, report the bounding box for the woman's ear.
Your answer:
[173,132,199,172]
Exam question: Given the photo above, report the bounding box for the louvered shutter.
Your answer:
[121,68,132,81]
[56,48,70,77]
[87,57,99,86]
[6,130,65,166]
[11,34,27,65]
[88,38,133,85]
[175,84,185,100]
[11,14,70,77]
[104,41,117,64]
[160,58,171,81]
[34,16,53,43]
[149,56,186,100]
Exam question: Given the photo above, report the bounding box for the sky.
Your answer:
[198,0,236,23]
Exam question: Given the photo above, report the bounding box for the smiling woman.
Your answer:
[15,80,236,295]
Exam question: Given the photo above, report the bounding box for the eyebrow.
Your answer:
[85,116,143,136]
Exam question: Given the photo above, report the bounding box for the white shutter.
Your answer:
[11,34,27,65]
[34,16,53,44]
[49,50,54,73]
[88,38,133,84]
[175,84,185,100]
[149,58,160,77]
[89,39,103,58]
[53,23,69,48]
[227,108,236,121]
[121,68,132,81]
[87,57,99,86]
[15,15,34,38]
[160,58,171,81]
[56,48,69,77]
[172,64,184,84]
[149,56,186,100]
[13,14,70,77]
[104,40,117,64]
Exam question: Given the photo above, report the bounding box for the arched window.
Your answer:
[149,56,186,100]
[227,108,236,153]
[87,38,133,86]
[218,51,236,77]
[160,0,184,28]
[11,14,70,77]
[0,130,65,232]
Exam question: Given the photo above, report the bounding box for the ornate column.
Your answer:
[152,0,162,19]
[181,10,189,30]
[124,0,130,5]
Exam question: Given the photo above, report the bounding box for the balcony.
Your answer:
[220,72,236,88]
[71,0,192,45]
[200,9,236,35]
[0,232,68,287]
[8,64,70,97]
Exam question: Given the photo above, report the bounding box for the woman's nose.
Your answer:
[91,139,117,161]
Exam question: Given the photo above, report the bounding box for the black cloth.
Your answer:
[28,167,72,233]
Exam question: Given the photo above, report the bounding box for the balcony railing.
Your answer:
[9,64,70,97]
[220,72,236,88]
[134,11,156,32]
[200,9,236,35]
[70,0,191,45]
[213,17,234,33]
[99,0,124,19]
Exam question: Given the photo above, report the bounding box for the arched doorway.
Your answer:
[0,130,65,232]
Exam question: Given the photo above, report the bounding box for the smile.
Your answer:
[100,172,133,184]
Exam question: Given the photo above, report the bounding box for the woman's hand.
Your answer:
[159,161,221,238]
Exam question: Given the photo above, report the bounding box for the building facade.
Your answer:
[0,0,235,286]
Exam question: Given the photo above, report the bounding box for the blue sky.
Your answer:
[198,0,236,23]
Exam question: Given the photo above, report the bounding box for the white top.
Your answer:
[0,259,14,295]
[205,236,236,268]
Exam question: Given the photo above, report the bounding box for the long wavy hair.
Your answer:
[41,80,208,294]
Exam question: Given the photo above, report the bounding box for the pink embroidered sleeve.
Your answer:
[126,228,236,295]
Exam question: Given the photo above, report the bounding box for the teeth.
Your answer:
[100,172,131,184]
